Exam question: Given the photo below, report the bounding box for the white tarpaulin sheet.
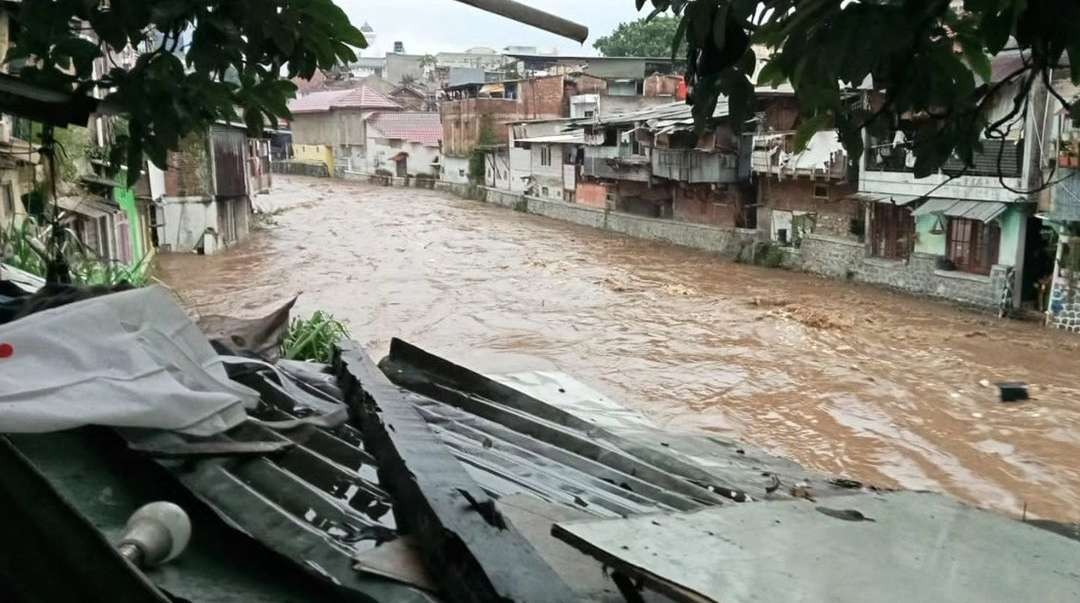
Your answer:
[0,286,258,436]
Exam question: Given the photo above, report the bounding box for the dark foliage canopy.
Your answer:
[594,15,684,58]
[636,0,1080,181]
[8,0,365,183]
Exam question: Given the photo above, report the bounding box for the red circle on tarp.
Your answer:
[0,343,12,358]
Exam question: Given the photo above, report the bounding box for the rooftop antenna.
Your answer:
[448,0,588,44]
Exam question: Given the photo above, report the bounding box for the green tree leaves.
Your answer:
[594,15,686,58]
[635,0,1080,180]
[8,0,366,185]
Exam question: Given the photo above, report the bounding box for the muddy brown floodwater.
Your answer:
[158,176,1080,523]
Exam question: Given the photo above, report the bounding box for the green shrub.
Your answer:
[282,311,350,363]
[756,243,786,268]
[1,215,151,286]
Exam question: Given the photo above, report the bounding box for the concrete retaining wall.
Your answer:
[272,161,329,178]
[469,186,759,256]
[342,170,436,189]
[434,180,482,200]
[527,196,605,229]
[372,178,1011,311]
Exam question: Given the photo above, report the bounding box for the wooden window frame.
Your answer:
[870,203,914,260]
[1,182,14,218]
[946,217,1000,275]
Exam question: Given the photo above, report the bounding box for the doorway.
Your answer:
[1021,215,1056,309]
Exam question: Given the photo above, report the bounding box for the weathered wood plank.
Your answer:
[334,342,577,602]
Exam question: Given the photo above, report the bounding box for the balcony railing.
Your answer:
[651,147,737,183]
[751,131,847,180]
[865,135,1021,178]
[583,146,650,182]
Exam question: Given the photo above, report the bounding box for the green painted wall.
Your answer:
[996,205,1025,267]
[914,214,946,256]
[113,184,146,266]
[913,205,1025,266]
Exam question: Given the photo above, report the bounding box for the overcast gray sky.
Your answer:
[336,0,648,57]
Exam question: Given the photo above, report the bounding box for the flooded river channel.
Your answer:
[158,176,1080,523]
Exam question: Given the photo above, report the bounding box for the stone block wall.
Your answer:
[1048,271,1080,331]
[798,234,864,278]
[794,234,1008,309]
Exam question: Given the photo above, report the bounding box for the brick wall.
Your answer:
[644,74,682,97]
[673,184,739,227]
[518,75,567,120]
[568,75,607,96]
[576,181,610,209]
[763,97,800,131]
[164,133,212,197]
[440,98,519,156]
[760,177,859,239]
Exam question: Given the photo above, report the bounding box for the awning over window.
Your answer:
[848,193,920,205]
[911,198,1008,222]
[56,196,116,219]
[389,151,409,162]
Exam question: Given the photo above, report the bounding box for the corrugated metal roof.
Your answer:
[516,133,584,144]
[962,201,1009,222]
[912,198,959,216]
[448,67,486,88]
[288,85,401,114]
[56,196,118,219]
[574,100,729,134]
[912,198,1009,222]
[367,112,442,146]
[850,193,921,205]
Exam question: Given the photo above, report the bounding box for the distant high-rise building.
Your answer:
[393,41,405,54]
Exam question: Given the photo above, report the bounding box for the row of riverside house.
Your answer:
[0,6,273,269]
[442,48,1080,326]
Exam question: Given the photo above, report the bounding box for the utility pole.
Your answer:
[448,0,588,43]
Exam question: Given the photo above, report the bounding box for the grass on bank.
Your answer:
[1,216,151,287]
